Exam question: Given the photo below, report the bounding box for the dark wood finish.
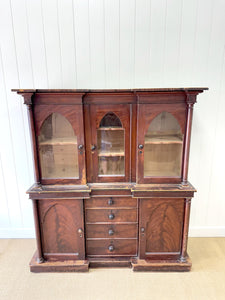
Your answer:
[88,104,131,182]
[85,197,137,208]
[86,224,138,239]
[33,93,84,105]
[85,208,137,223]
[139,198,184,259]
[27,183,90,199]
[132,255,192,272]
[32,200,44,263]
[88,257,132,268]
[131,103,137,182]
[38,199,85,260]
[13,88,207,272]
[12,87,208,94]
[26,98,41,184]
[30,251,89,272]
[182,102,194,183]
[86,239,137,256]
[181,198,192,261]
[34,102,86,185]
[83,92,136,105]
[137,103,187,184]
[132,182,196,198]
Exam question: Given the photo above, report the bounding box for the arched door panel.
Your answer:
[34,104,86,184]
[38,112,79,179]
[137,103,186,183]
[88,104,130,182]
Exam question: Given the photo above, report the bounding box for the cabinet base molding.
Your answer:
[88,257,132,268]
[131,255,192,272]
[30,252,192,272]
[30,252,89,273]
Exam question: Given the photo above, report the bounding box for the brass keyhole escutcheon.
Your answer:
[78,228,83,238]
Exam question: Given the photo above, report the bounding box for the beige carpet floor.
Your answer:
[0,238,225,300]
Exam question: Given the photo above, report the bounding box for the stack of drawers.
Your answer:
[85,197,138,256]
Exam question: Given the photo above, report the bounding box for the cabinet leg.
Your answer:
[180,198,192,262]
[32,200,44,263]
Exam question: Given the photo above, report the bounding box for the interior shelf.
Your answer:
[145,135,183,145]
[98,127,124,131]
[98,151,125,157]
[39,137,77,146]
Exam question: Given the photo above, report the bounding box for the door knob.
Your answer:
[138,144,144,149]
[91,145,96,151]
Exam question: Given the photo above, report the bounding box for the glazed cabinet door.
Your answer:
[139,198,184,259]
[38,199,85,261]
[34,100,86,184]
[86,104,131,182]
[137,103,186,183]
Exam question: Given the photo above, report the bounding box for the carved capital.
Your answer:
[185,198,192,204]
[184,90,197,105]
[20,93,34,106]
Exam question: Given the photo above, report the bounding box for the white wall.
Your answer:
[0,0,224,238]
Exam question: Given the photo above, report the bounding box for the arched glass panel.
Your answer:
[38,113,78,179]
[144,112,183,177]
[97,113,124,176]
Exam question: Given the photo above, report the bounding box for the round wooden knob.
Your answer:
[108,245,114,252]
[138,144,144,149]
[108,198,113,205]
[108,213,114,220]
[108,229,114,236]
[91,145,96,151]
[78,144,83,150]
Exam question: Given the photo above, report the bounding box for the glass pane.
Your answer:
[97,113,125,176]
[38,113,78,179]
[144,112,183,177]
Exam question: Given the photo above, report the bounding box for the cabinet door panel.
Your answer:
[139,198,184,259]
[87,104,131,182]
[38,199,85,260]
[137,103,186,183]
[34,103,86,184]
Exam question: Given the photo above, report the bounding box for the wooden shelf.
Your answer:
[39,137,77,146]
[145,135,183,145]
[144,170,180,177]
[98,127,124,131]
[98,151,125,157]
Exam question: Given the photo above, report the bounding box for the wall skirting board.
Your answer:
[0,227,224,239]
[0,229,35,238]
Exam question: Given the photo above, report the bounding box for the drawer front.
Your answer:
[86,224,138,239]
[85,197,137,208]
[85,209,137,223]
[86,239,137,256]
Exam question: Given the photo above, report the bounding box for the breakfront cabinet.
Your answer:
[13,88,207,272]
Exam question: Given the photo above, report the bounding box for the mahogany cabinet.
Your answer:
[13,88,207,272]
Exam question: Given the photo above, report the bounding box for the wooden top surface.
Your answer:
[12,88,208,94]
[27,182,196,193]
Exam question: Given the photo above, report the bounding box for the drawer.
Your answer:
[85,208,137,223]
[85,197,137,208]
[86,239,137,256]
[86,224,138,239]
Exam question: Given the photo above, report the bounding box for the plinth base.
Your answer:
[131,255,192,272]
[30,251,89,272]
